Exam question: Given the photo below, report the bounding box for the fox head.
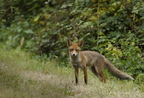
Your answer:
[67,39,83,57]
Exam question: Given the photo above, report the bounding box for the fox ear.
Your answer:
[67,39,72,46]
[78,40,84,47]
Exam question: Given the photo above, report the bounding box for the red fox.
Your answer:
[67,39,134,84]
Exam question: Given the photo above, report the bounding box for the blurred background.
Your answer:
[0,0,144,77]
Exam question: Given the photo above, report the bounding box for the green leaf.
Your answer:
[25,29,33,34]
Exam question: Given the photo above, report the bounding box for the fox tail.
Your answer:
[104,58,134,80]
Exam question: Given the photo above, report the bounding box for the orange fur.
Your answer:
[67,39,134,84]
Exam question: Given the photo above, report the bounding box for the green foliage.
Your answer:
[0,0,143,78]
[135,74,144,85]
[135,73,144,92]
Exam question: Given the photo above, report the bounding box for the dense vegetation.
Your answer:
[0,0,144,81]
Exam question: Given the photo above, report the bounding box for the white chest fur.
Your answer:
[69,55,83,69]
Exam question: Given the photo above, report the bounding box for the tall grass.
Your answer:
[0,49,66,98]
[0,48,143,98]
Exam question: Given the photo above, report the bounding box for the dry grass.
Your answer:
[0,49,143,98]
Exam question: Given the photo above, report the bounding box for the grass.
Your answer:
[0,48,144,98]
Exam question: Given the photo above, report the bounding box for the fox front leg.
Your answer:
[83,66,88,84]
[74,67,79,84]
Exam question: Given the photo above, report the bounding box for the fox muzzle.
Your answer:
[70,52,78,57]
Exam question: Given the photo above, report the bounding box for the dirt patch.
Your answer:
[21,70,90,97]
[22,71,57,82]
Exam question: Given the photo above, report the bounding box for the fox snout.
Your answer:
[71,52,78,56]
[70,49,78,56]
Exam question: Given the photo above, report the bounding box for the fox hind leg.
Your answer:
[97,68,106,83]
[90,66,102,81]
[91,66,99,77]
[91,66,106,83]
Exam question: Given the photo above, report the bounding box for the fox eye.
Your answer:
[76,49,79,51]
[70,49,73,51]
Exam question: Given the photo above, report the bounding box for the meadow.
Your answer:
[0,48,143,98]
